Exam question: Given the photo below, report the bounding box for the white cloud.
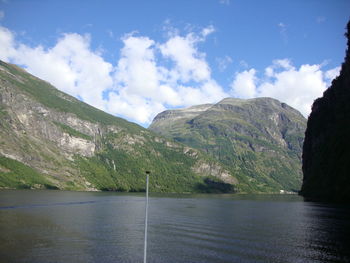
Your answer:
[115,35,158,97]
[109,28,226,123]
[201,25,215,37]
[231,69,257,98]
[278,22,288,43]
[219,0,230,5]
[3,23,338,125]
[201,80,228,102]
[109,34,180,123]
[324,66,340,81]
[0,25,227,125]
[106,92,166,124]
[159,32,212,83]
[264,59,293,78]
[0,26,16,60]
[7,32,113,110]
[259,64,326,116]
[216,55,233,72]
[176,80,227,106]
[273,58,293,70]
[230,60,339,117]
[265,67,274,77]
[239,60,249,68]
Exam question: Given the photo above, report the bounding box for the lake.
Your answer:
[0,190,349,263]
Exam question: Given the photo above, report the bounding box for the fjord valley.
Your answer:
[1,2,350,263]
[0,60,306,194]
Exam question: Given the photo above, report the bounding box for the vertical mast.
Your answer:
[144,171,150,263]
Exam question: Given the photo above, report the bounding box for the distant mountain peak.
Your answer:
[150,97,306,193]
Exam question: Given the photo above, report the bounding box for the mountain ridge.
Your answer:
[0,60,237,193]
[150,96,307,193]
[1,59,307,194]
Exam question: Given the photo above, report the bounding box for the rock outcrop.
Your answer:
[301,21,350,202]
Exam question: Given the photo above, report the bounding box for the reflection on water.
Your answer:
[301,203,350,262]
[0,190,349,263]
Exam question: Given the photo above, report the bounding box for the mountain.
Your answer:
[0,60,237,193]
[150,97,307,193]
[301,21,350,202]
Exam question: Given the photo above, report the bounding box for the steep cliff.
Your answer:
[0,60,236,193]
[150,97,306,193]
[301,21,350,202]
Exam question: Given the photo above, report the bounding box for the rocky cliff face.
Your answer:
[301,21,350,202]
[150,97,307,193]
[0,60,236,193]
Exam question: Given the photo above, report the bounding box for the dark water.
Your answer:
[0,190,349,263]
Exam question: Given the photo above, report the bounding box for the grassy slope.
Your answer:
[0,61,235,193]
[0,156,58,189]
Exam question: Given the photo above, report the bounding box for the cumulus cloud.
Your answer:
[108,26,226,123]
[0,26,16,60]
[231,69,257,98]
[159,32,212,83]
[115,35,158,97]
[0,25,227,125]
[1,24,339,124]
[230,59,339,116]
[107,34,176,123]
[0,28,113,110]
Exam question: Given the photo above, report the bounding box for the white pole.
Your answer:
[143,173,149,263]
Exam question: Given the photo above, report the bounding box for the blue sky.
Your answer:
[0,0,349,126]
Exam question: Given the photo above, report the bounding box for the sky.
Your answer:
[0,0,349,127]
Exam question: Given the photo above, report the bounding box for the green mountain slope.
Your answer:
[150,97,307,193]
[0,60,236,193]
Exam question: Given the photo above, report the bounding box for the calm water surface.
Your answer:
[0,190,349,263]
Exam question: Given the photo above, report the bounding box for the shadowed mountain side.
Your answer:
[301,21,350,202]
